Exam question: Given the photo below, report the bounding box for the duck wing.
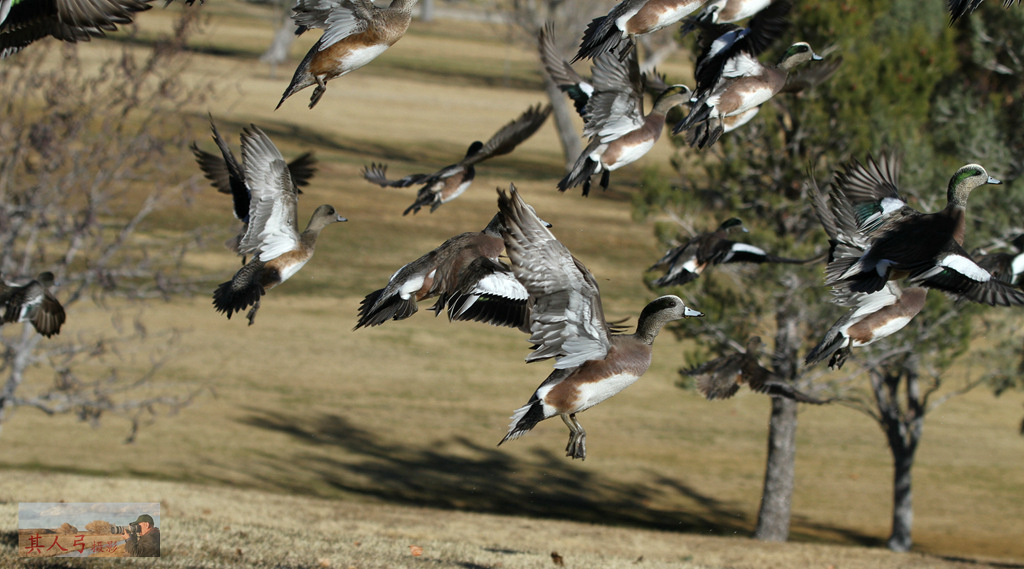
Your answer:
[193,118,250,222]
[498,185,611,368]
[692,1,791,95]
[915,249,1024,306]
[291,0,373,48]
[1,0,151,57]
[31,289,65,337]
[539,22,592,117]
[583,41,646,141]
[829,153,909,233]
[461,103,552,166]
[287,151,317,190]
[684,354,745,400]
[361,162,433,188]
[238,125,300,262]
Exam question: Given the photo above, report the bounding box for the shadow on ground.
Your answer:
[225,408,877,544]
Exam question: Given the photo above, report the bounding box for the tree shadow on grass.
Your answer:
[228,408,871,545]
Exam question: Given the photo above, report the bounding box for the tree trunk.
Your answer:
[0,327,41,439]
[754,396,797,541]
[754,301,801,541]
[871,355,923,552]
[542,75,583,169]
[260,5,297,72]
[888,445,915,552]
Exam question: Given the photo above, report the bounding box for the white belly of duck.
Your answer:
[539,371,642,416]
[277,257,311,283]
[575,372,642,412]
[726,0,772,22]
[338,43,390,74]
[625,1,704,35]
[709,83,774,118]
[602,138,656,171]
[441,179,474,204]
[850,314,914,347]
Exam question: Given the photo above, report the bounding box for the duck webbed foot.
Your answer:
[246,300,261,326]
[561,413,587,460]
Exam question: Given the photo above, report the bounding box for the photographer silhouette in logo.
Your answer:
[120,514,159,557]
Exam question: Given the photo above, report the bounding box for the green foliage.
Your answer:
[639,0,1024,396]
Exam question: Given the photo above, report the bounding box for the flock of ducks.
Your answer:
[2,0,1023,459]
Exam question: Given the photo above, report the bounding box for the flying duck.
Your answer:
[362,103,551,214]
[495,185,703,460]
[823,154,1024,306]
[1,0,151,58]
[572,0,711,62]
[212,125,346,325]
[649,218,808,287]
[0,272,65,337]
[540,25,691,196]
[354,212,530,330]
[679,0,777,36]
[192,116,317,260]
[685,336,829,402]
[806,175,927,369]
[973,234,1024,287]
[276,0,418,110]
[687,0,791,96]
[673,41,822,148]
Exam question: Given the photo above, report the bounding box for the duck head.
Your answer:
[947,164,1000,207]
[777,42,823,70]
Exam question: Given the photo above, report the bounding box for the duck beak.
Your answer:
[336,215,348,222]
[988,176,1002,185]
[684,306,704,317]
[812,53,824,61]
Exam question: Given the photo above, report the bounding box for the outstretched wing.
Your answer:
[238,125,300,261]
[361,163,432,188]
[497,185,611,369]
[462,103,552,166]
[291,0,373,49]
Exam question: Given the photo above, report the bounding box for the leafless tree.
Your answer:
[0,15,209,443]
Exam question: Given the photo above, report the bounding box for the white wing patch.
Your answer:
[724,242,767,260]
[471,271,529,301]
[1011,253,1024,281]
[721,52,763,78]
[939,254,991,282]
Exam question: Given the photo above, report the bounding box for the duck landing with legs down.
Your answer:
[495,185,703,460]
[212,125,346,325]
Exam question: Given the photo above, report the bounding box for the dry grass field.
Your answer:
[1,2,1023,568]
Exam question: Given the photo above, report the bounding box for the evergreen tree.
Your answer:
[635,0,1024,549]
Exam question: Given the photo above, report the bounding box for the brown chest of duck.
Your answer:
[212,126,346,325]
